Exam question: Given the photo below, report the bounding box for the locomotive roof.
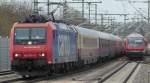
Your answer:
[99,32,121,41]
[75,26,100,38]
[99,32,110,40]
[127,33,144,38]
[74,26,121,41]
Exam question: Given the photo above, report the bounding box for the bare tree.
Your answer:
[0,0,32,36]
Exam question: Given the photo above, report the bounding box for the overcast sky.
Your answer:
[43,0,148,14]
[101,0,147,14]
[12,0,149,22]
[68,0,148,22]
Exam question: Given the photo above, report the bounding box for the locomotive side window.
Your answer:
[14,28,46,45]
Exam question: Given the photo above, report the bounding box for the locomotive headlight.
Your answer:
[41,53,45,57]
[40,53,45,57]
[15,54,19,57]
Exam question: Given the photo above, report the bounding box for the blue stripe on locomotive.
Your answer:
[52,24,77,63]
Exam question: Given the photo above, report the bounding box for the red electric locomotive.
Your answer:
[10,22,54,77]
[124,33,147,59]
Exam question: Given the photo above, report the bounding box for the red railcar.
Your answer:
[124,33,147,59]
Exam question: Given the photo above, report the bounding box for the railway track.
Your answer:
[99,61,129,82]
[0,70,14,76]
[0,58,145,83]
[100,61,140,83]
[34,57,128,83]
[123,62,139,83]
[0,57,126,83]
[1,57,141,83]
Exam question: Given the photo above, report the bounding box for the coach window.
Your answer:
[99,38,101,48]
[101,39,104,48]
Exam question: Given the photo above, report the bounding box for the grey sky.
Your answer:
[12,0,149,22]
[99,0,147,16]
[68,0,148,22]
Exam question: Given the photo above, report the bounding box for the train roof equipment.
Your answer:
[127,33,144,38]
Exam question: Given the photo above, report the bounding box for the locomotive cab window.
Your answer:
[128,38,143,47]
[14,28,47,45]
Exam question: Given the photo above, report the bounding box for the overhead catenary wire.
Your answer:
[127,0,147,21]
[120,1,127,14]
